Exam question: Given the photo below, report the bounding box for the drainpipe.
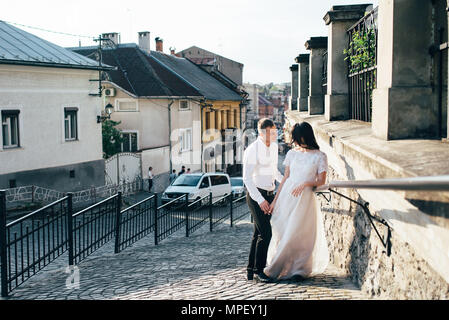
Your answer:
[200,100,204,172]
[168,100,174,174]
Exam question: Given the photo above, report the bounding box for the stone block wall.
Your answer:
[320,166,449,299]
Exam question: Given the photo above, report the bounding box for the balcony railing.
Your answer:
[346,6,378,122]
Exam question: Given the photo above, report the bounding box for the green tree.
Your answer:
[102,119,123,159]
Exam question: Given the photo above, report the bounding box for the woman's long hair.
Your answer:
[290,122,320,150]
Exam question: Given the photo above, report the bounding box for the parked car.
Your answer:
[161,172,231,205]
[230,177,246,199]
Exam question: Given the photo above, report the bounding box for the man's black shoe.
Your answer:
[247,270,254,281]
[255,272,274,283]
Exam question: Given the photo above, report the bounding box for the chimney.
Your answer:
[101,32,120,45]
[155,37,163,52]
[138,31,151,53]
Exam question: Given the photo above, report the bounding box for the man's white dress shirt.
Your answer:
[243,137,284,205]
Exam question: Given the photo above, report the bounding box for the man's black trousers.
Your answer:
[246,188,275,274]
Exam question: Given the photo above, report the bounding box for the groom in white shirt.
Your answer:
[243,118,283,281]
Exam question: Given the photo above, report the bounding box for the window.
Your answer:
[69,170,75,178]
[210,175,229,186]
[230,178,243,187]
[121,132,138,152]
[199,177,210,188]
[179,128,192,152]
[2,110,20,148]
[179,100,190,111]
[117,100,137,112]
[172,175,201,187]
[9,179,16,188]
[64,108,78,141]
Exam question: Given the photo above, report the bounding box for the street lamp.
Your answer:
[97,103,114,123]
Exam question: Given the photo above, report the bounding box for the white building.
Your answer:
[0,21,113,191]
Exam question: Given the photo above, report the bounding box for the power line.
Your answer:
[1,20,95,39]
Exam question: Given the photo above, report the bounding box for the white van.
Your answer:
[161,172,232,204]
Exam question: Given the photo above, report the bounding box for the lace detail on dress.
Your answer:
[282,149,295,167]
[317,152,328,174]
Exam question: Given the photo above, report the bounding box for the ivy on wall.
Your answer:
[343,28,377,74]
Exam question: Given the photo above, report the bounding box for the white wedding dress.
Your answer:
[264,148,330,280]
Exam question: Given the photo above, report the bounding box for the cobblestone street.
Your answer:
[4,215,369,300]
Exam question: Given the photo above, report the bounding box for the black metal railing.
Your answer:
[71,193,121,264]
[210,194,232,230]
[1,189,252,297]
[322,50,328,95]
[186,195,211,237]
[231,195,250,226]
[0,191,70,297]
[346,6,378,122]
[154,194,188,245]
[115,195,157,253]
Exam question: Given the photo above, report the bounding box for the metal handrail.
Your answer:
[121,194,155,214]
[72,193,118,218]
[187,195,209,208]
[314,174,449,257]
[315,175,449,192]
[6,196,69,228]
[157,194,187,210]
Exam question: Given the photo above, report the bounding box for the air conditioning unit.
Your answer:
[104,88,116,97]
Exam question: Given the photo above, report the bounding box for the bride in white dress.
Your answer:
[263,122,329,281]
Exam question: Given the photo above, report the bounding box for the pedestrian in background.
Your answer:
[186,168,191,174]
[148,166,154,192]
[169,169,177,184]
[178,166,186,176]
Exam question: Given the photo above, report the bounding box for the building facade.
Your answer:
[0,21,111,192]
[177,46,244,86]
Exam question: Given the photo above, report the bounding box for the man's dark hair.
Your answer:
[182,166,185,169]
[257,118,275,132]
[172,169,176,173]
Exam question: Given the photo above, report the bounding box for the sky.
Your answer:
[1,0,378,85]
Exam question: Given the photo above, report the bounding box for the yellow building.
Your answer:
[202,101,241,136]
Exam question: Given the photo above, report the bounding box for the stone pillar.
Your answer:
[323,4,373,121]
[305,37,328,115]
[289,64,299,111]
[223,109,228,128]
[295,54,310,112]
[215,109,222,130]
[372,0,437,140]
[209,111,215,130]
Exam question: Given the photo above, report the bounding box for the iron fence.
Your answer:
[154,194,188,245]
[71,193,121,264]
[1,189,252,297]
[210,194,232,230]
[0,191,70,297]
[186,195,211,237]
[231,195,250,225]
[115,195,157,253]
[322,50,328,95]
[346,6,378,122]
